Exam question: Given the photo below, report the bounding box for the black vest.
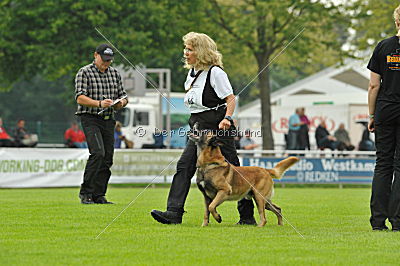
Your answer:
[189,66,229,132]
[202,65,226,108]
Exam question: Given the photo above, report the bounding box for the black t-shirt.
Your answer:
[367,36,400,123]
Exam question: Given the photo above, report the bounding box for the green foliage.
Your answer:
[0,0,199,91]
[351,0,399,51]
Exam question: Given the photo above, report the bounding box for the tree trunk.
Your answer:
[257,57,274,150]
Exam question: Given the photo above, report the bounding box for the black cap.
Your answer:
[95,43,114,61]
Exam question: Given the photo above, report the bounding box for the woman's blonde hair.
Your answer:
[394,5,400,29]
[183,32,223,70]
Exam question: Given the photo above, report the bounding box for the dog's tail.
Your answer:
[267,157,299,179]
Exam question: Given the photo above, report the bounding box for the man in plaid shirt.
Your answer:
[75,43,128,204]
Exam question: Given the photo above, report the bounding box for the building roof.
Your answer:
[239,59,370,113]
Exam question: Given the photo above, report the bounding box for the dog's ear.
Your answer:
[208,136,224,148]
[189,123,202,142]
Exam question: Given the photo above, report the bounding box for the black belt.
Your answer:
[79,113,113,120]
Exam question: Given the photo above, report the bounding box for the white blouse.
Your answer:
[184,66,233,113]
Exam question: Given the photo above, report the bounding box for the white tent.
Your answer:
[237,60,371,149]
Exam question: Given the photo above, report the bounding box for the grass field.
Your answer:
[1,186,399,265]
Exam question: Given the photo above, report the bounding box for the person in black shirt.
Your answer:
[315,121,339,150]
[75,44,128,204]
[150,32,256,225]
[368,5,400,231]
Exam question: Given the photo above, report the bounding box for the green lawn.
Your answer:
[1,186,398,265]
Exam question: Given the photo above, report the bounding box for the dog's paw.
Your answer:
[201,222,209,227]
[216,214,222,223]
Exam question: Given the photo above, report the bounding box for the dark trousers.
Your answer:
[79,114,116,199]
[167,138,255,219]
[370,117,400,228]
[287,130,298,150]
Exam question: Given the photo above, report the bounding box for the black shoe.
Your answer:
[392,228,400,232]
[150,210,182,224]
[372,226,388,231]
[80,194,94,204]
[93,196,114,204]
[236,217,257,225]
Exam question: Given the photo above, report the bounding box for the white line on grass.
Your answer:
[94,27,176,109]
[95,157,179,239]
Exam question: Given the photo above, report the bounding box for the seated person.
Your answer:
[334,123,355,151]
[64,122,87,148]
[239,129,260,150]
[13,119,38,147]
[0,117,14,147]
[359,123,375,151]
[114,121,133,148]
[315,121,340,150]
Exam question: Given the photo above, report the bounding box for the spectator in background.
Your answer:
[0,117,14,147]
[287,108,303,150]
[64,122,87,148]
[13,119,38,147]
[358,121,375,151]
[298,107,310,150]
[239,129,259,150]
[114,121,133,148]
[334,123,355,151]
[315,120,339,150]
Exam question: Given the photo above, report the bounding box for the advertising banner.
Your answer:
[243,157,375,184]
[0,148,182,187]
[0,148,375,187]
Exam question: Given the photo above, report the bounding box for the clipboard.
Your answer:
[98,95,128,115]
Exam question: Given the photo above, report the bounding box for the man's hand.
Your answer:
[328,135,336,141]
[101,99,113,108]
[113,98,127,110]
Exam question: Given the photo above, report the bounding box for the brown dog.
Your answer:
[191,131,299,227]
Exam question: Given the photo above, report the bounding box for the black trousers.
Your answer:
[79,114,116,199]
[370,117,400,228]
[166,138,255,219]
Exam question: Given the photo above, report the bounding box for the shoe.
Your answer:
[392,227,400,232]
[93,196,114,204]
[150,210,182,224]
[80,194,94,204]
[236,217,257,225]
[372,226,388,231]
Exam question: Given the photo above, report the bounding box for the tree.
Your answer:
[205,0,351,149]
[0,0,203,92]
[351,1,399,52]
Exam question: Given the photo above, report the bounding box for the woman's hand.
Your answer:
[219,118,231,130]
[368,118,375,133]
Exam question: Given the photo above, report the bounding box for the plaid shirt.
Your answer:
[75,62,128,117]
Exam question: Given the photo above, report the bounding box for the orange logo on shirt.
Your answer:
[387,53,400,70]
